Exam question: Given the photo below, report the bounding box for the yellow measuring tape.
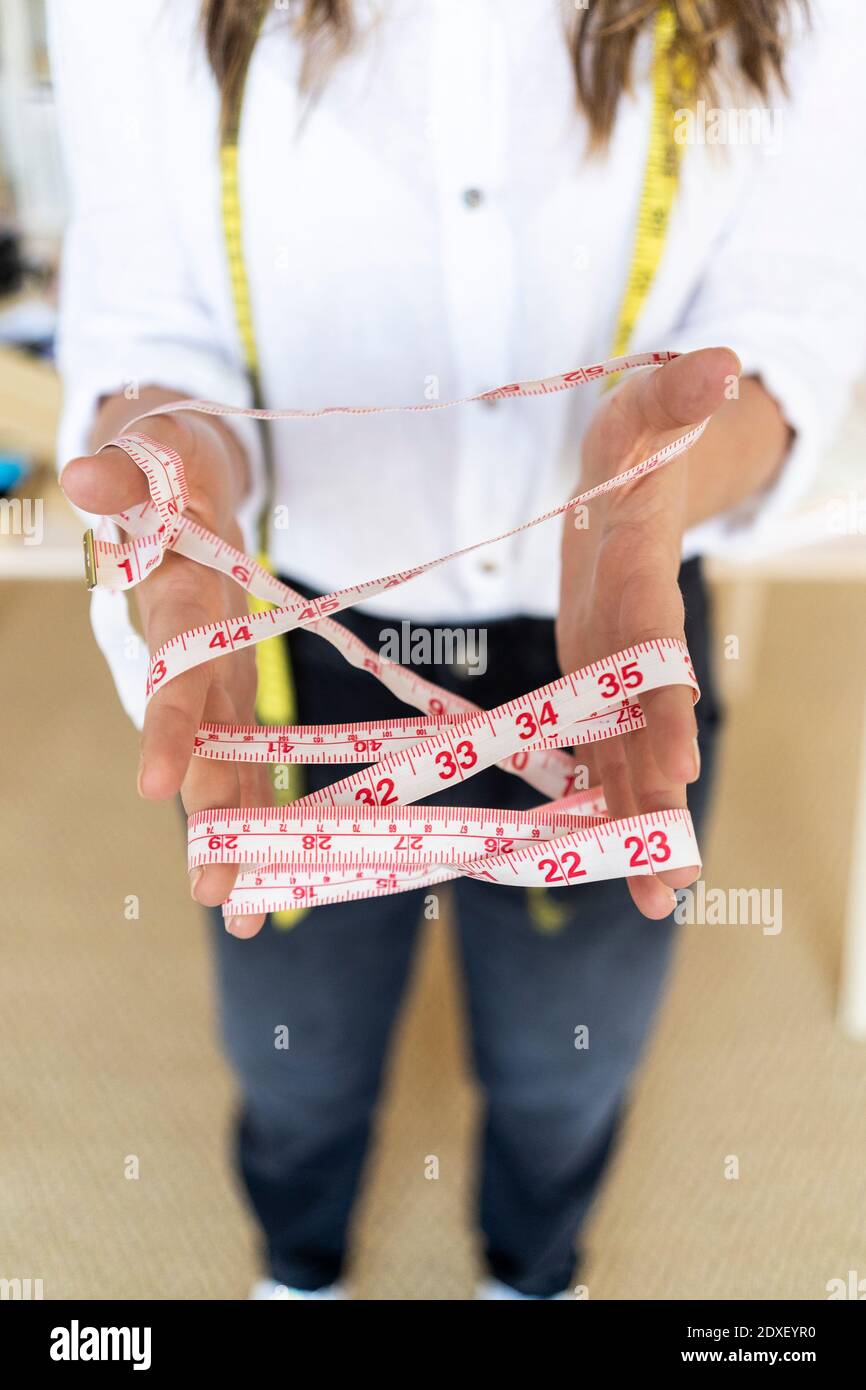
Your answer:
[220,144,299,735]
[220,2,306,927]
[610,3,696,361]
[219,3,693,932]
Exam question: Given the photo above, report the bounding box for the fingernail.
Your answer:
[691,737,701,780]
[225,915,239,935]
[189,868,203,902]
[661,885,678,914]
[136,758,145,797]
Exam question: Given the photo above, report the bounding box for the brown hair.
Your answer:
[202,0,807,146]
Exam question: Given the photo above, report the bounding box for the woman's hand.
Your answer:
[557,347,740,920]
[61,404,269,937]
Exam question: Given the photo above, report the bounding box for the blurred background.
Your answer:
[2,0,865,1300]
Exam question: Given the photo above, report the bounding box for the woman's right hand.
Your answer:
[61,404,270,937]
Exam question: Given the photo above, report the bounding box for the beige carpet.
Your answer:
[2,578,865,1300]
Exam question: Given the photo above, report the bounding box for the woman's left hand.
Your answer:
[556,346,740,920]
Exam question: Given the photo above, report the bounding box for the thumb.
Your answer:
[624,346,741,436]
[60,445,151,517]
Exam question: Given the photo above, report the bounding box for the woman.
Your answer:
[50,0,865,1299]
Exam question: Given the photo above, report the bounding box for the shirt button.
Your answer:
[462,187,484,209]
[479,559,498,575]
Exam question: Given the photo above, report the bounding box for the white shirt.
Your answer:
[48,0,866,721]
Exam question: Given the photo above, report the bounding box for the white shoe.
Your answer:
[475,1278,572,1301]
[250,1278,346,1300]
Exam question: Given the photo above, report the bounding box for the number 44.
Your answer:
[209,625,253,649]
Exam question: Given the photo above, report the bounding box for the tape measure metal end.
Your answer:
[83,529,97,590]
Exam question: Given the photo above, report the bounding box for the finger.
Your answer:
[640,683,699,785]
[593,590,684,919]
[623,717,700,894]
[616,562,696,784]
[595,736,635,824]
[137,558,224,798]
[223,912,267,939]
[140,663,210,800]
[595,737,677,920]
[238,758,274,813]
[572,741,601,802]
[616,578,698,909]
[60,446,151,516]
[625,346,741,437]
[220,759,273,938]
[182,686,244,909]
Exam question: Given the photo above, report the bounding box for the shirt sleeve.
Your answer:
[47,0,266,727]
[670,0,866,560]
[47,0,265,525]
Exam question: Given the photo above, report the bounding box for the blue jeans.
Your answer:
[208,559,720,1296]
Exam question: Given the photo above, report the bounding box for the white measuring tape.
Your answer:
[84,351,706,915]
